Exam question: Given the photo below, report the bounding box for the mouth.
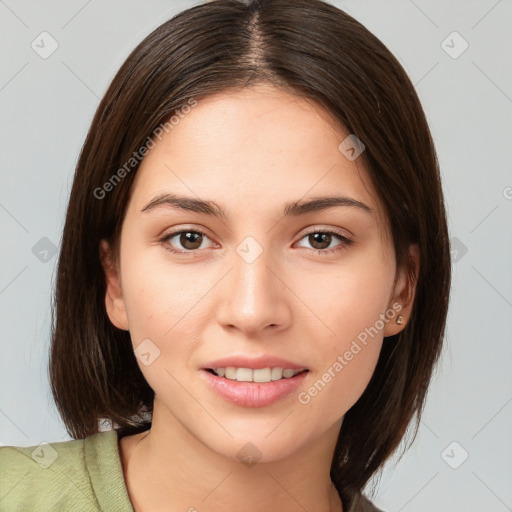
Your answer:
[204,367,309,383]
[200,366,310,408]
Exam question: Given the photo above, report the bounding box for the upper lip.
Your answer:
[202,355,308,371]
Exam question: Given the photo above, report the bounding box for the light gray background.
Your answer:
[1,1,511,511]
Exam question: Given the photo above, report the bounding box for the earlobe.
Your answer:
[383,244,420,337]
[99,239,129,331]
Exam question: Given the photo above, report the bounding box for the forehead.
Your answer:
[128,85,386,226]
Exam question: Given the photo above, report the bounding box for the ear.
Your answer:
[99,239,129,331]
[383,243,420,337]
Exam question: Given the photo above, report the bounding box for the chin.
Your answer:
[200,424,313,465]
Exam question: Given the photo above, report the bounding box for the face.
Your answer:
[102,84,415,463]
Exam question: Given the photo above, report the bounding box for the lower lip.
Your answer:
[199,369,308,408]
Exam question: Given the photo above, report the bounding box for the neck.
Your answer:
[119,400,343,512]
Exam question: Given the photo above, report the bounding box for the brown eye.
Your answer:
[308,232,333,250]
[178,231,204,250]
[295,229,353,256]
[161,229,213,253]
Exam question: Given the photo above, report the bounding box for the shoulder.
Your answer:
[0,430,130,511]
[0,434,97,511]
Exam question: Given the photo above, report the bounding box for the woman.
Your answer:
[0,1,450,510]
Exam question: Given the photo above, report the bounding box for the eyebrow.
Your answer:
[141,193,372,219]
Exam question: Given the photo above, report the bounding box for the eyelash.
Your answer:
[159,228,353,257]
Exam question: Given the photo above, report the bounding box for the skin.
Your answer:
[101,84,418,512]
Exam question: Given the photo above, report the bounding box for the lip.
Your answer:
[201,355,308,371]
[199,368,309,408]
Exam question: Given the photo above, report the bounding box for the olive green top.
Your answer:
[0,429,384,511]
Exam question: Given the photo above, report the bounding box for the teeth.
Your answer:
[213,367,303,383]
[271,367,283,381]
[236,368,253,382]
[225,367,237,379]
[253,368,271,382]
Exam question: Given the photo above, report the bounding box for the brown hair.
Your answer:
[49,0,450,501]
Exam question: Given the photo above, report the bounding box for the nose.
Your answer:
[215,244,292,336]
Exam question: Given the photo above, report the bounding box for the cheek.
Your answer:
[296,294,385,427]
[293,257,394,415]
[120,244,206,338]
[119,244,220,388]
[297,342,382,430]
[295,254,395,343]
[119,252,207,396]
